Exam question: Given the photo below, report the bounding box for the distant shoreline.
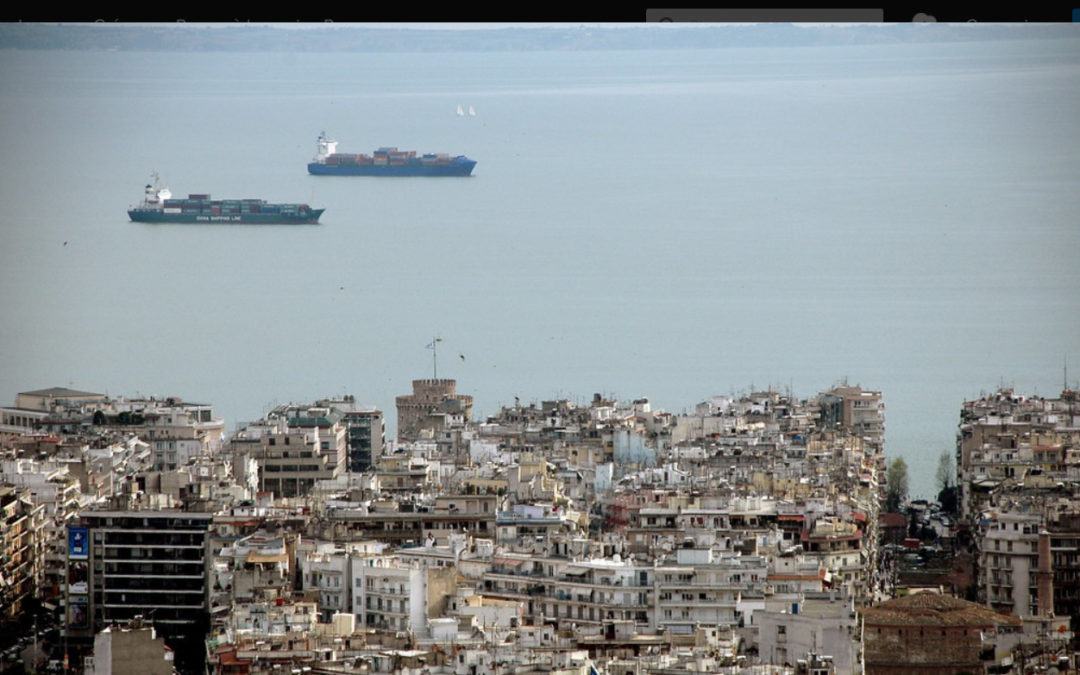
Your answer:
[2,23,1077,53]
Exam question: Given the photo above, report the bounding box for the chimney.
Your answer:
[1036,529,1054,617]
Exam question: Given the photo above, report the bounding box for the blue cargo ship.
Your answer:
[128,175,324,224]
[307,132,476,177]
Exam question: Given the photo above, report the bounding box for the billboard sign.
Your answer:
[68,596,88,629]
[68,527,88,559]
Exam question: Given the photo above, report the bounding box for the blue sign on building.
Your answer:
[68,527,88,559]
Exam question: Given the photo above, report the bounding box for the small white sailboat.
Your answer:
[456,104,465,116]
[468,105,476,117]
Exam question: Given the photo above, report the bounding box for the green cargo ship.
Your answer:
[128,176,324,224]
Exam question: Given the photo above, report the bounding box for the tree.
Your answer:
[936,449,955,493]
[939,484,958,515]
[885,457,909,513]
[936,449,958,514]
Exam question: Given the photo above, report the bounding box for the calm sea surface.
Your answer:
[2,35,1079,498]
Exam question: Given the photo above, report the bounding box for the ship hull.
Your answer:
[129,209,324,224]
[307,160,476,177]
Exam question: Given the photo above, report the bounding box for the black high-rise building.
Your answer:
[66,509,212,674]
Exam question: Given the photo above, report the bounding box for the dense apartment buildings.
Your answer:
[956,387,1080,641]
[6,378,1077,674]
